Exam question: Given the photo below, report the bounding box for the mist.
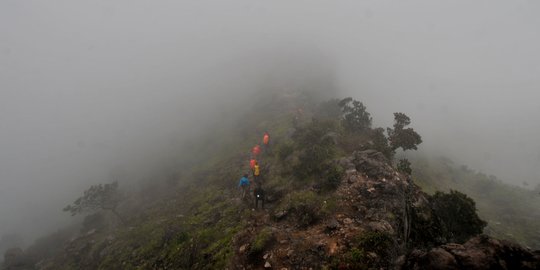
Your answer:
[1,0,540,248]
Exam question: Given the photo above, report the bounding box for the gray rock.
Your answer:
[326,218,340,231]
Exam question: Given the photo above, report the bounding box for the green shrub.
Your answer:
[249,228,274,256]
[278,191,325,227]
[397,159,412,175]
[319,163,343,191]
[430,190,487,243]
[334,231,394,270]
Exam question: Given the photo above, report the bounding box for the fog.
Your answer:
[1,0,539,246]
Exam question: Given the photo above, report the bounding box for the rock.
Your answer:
[326,218,340,231]
[287,249,294,257]
[264,261,272,268]
[239,244,248,254]
[404,235,540,270]
[343,218,353,225]
[274,210,288,220]
[367,221,394,234]
[405,248,459,269]
[351,150,394,179]
[263,253,270,260]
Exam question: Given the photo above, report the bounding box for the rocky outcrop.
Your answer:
[404,234,540,270]
[341,150,396,179]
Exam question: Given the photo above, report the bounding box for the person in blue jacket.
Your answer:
[238,174,250,199]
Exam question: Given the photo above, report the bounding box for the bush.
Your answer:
[397,159,412,175]
[278,191,325,227]
[430,190,487,243]
[249,228,274,256]
[319,163,343,191]
[336,231,394,269]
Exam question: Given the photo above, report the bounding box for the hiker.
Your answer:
[238,174,250,199]
[249,158,257,170]
[252,144,261,156]
[253,161,260,184]
[262,132,270,151]
[263,132,270,145]
[253,184,265,209]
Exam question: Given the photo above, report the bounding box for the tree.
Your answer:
[387,112,422,151]
[370,127,394,159]
[63,182,125,224]
[338,97,372,133]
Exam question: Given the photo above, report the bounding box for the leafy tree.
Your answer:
[338,97,372,133]
[387,112,422,151]
[63,182,125,224]
[370,127,394,159]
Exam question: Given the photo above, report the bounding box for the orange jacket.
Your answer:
[250,159,256,169]
[263,134,269,145]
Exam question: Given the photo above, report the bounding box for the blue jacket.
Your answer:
[238,176,250,187]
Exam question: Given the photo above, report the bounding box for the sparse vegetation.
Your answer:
[249,228,274,256]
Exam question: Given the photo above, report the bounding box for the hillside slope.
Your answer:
[5,92,540,270]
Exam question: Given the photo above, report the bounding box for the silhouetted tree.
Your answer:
[338,97,372,133]
[63,182,125,224]
[387,112,422,151]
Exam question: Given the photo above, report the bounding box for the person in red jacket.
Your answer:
[263,132,270,146]
[252,144,261,156]
[250,158,257,170]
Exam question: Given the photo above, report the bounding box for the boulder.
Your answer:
[351,150,394,179]
[404,235,540,270]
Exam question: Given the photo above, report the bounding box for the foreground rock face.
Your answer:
[404,234,540,270]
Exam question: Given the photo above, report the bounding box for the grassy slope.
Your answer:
[411,155,540,249]
[82,93,300,269]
